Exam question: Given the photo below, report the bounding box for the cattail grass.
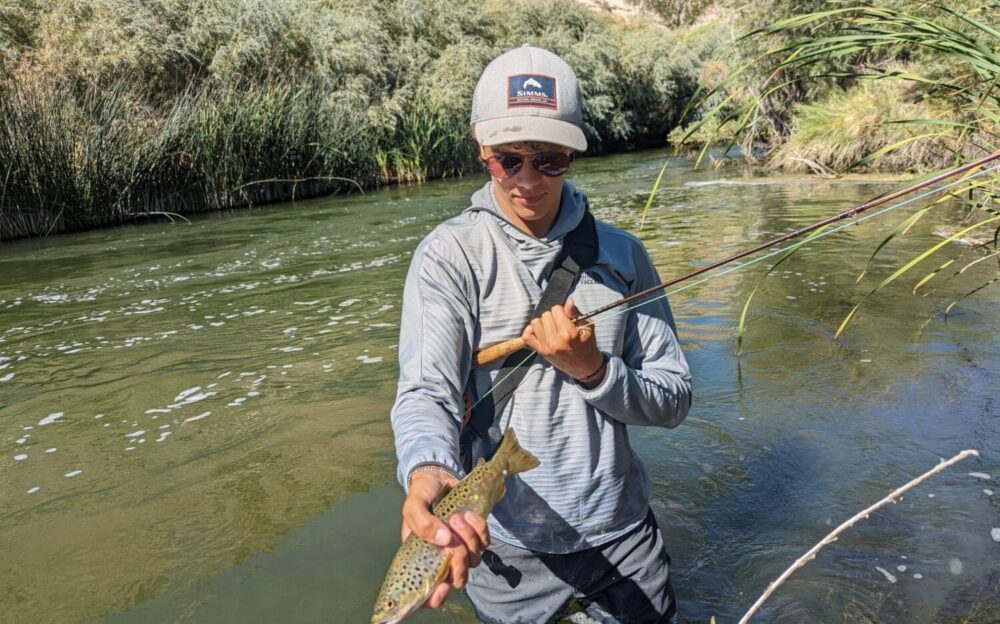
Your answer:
[0,77,380,239]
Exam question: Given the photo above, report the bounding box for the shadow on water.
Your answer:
[98,483,476,624]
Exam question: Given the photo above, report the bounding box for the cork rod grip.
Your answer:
[473,337,527,367]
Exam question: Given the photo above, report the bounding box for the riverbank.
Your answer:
[0,0,706,240]
[3,0,993,241]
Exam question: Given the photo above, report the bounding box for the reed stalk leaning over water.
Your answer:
[737,449,981,624]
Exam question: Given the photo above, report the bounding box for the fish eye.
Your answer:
[384,600,395,610]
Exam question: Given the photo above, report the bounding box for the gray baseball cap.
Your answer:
[471,45,587,152]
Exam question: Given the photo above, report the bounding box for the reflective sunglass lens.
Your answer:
[484,152,572,179]
[533,153,571,176]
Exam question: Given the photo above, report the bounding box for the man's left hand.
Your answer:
[521,298,606,387]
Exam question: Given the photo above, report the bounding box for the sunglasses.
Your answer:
[483,151,574,179]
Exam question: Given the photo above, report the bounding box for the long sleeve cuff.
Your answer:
[576,353,623,402]
[398,450,465,492]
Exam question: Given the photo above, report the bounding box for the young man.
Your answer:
[390,46,692,623]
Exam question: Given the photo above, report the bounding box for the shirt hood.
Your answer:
[466,181,587,250]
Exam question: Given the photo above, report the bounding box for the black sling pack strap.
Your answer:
[459,208,599,472]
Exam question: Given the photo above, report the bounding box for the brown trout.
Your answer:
[371,428,539,624]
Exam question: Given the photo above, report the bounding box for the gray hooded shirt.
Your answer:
[391,180,691,553]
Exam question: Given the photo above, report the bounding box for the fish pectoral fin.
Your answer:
[433,552,452,587]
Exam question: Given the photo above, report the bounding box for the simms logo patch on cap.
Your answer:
[507,74,557,110]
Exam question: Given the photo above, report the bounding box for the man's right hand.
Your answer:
[402,469,491,609]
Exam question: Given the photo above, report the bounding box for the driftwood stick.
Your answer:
[738,448,981,624]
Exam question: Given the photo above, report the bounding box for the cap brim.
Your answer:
[475,117,587,152]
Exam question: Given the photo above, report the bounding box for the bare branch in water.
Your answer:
[738,449,981,624]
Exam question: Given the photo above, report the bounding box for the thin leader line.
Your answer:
[470,163,1000,412]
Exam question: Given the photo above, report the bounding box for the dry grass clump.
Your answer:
[771,78,956,174]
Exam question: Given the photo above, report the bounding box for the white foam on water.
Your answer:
[145,408,172,414]
[339,299,359,307]
[948,558,963,574]
[897,565,907,572]
[156,432,171,442]
[180,392,215,404]
[913,573,923,580]
[282,364,293,369]
[39,412,64,426]
[247,391,259,397]
[985,489,994,496]
[46,448,57,453]
[27,487,40,494]
[125,446,136,451]
[126,430,146,438]
[14,454,27,461]
[357,355,383,364]
[175,387,202,401]
[277,347,303,353]
[293,301,320,306]
[16,438,26,444]
[969,472,991,480]
[64,470,82,478]
[875,567,897,583]
[217,371,232,379]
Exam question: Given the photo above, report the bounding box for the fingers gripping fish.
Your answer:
[372,428,539,624]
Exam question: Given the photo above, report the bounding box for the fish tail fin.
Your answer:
[495,428,539,475]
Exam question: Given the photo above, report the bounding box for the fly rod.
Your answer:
[473,150,1000,368]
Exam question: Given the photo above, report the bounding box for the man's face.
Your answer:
[480,141,573,236]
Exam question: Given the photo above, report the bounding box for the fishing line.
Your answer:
[467,163,1000,415]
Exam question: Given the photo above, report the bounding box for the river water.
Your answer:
[1,151,997,624]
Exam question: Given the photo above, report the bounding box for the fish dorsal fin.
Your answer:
[475,457,486,468]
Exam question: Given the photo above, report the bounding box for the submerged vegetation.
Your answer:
[0,0,705,239]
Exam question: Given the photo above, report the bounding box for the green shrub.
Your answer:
[0,0,704,239]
